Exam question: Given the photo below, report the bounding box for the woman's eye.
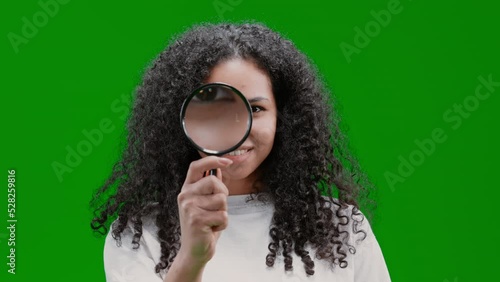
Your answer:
[251,106,264,113]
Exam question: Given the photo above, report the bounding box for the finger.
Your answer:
[185,156,232,184]
[216,168,222,181]
[204,210,228,231]
[191,175,229,196]
[195,193,228,211]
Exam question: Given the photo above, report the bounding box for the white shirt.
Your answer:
[104,195,391,281]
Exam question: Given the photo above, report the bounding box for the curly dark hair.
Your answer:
[90,21,375,276]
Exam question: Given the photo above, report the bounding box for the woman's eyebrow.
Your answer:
[248,97,269,103]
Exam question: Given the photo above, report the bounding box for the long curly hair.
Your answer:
[90,21,375,276]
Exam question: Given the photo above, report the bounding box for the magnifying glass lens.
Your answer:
[182,83,252,155]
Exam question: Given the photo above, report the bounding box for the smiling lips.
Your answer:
[226,149,249,156]
[223,148,252,161]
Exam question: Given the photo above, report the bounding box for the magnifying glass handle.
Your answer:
[203,169,217,177]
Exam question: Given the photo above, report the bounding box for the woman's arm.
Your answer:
[165,156,233,281]
[104,156,232,282]
[162,250,205,282]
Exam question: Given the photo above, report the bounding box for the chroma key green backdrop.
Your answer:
[1,0,499,281]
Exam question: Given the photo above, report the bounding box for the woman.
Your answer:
[90,22,391,282]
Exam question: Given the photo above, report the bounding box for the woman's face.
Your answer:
[200,58,277,183]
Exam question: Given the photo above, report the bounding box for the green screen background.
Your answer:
[1,0,499,281]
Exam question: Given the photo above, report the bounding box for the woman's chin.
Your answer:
[221,167,254,182]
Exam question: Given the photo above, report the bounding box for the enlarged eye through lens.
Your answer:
[193,86,234,103]
[196,87,216,101]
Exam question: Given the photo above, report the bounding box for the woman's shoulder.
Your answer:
[321,198,392,281]
[103,205,164,281]
[106,204,161,244]
[319,196,376,245]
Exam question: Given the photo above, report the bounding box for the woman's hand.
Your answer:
[176,156,233,266]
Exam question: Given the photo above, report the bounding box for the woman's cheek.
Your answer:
[252,116,277,146]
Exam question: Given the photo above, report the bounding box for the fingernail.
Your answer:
[219,158,233,165]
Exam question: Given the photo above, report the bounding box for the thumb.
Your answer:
[216,168,223,181]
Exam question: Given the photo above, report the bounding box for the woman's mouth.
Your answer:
[223,148,252,162]
[226,149,250,156]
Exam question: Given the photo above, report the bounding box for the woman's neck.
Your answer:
[223,169,262,195]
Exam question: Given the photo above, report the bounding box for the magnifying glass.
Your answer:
[180,82,253,176]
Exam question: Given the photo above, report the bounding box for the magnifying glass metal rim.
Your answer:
[180,82,253,156]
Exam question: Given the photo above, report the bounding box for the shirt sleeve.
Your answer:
[103,220,164,282]
[353,217,391,282]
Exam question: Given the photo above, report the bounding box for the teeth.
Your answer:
[227,149,248,156]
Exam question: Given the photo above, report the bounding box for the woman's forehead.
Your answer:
[205,58,274,101]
